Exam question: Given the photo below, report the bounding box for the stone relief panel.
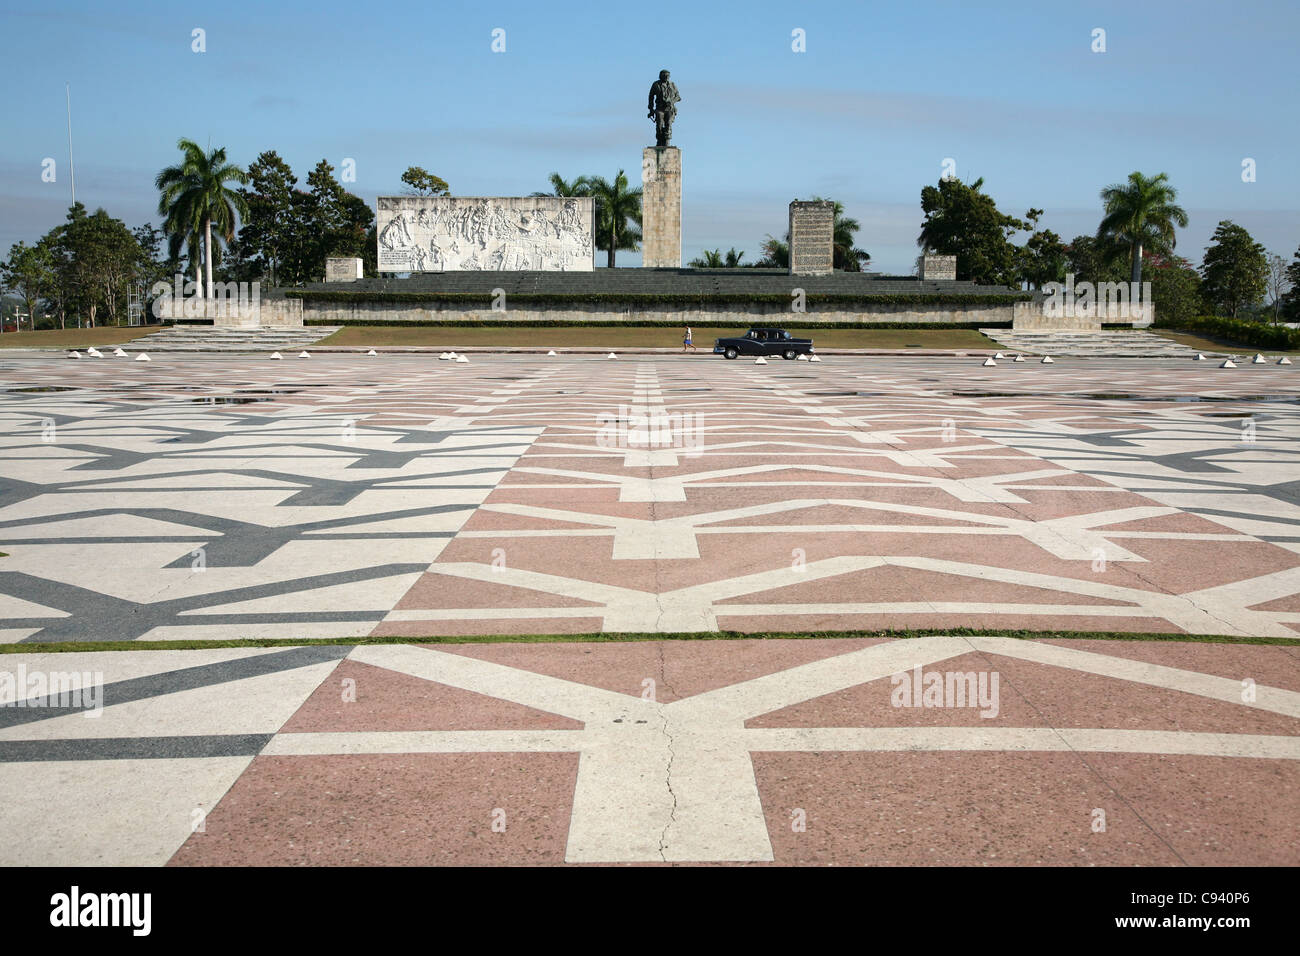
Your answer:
[376,196,595,272]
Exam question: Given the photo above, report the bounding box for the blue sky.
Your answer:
[2,0,1297,274]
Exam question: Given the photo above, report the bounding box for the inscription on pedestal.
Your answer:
[789,201,835,276]
[642,147,682,268]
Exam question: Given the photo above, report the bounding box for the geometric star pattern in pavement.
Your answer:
[2,353,1300,642]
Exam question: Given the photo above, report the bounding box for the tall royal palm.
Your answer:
[1097,171,1188,285]
[531,172,593,198]
[155,139,249,299]
[586,170,642,268]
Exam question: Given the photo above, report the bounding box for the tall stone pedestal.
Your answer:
[641,147,681,268]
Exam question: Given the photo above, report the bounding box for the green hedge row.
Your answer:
[304,318,1012,330]
[1155,314,1300,350]
[287,290,1032,306]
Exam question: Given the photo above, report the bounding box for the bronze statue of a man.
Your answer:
[647,70,681,147]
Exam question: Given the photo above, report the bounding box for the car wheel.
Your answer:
[724,348,738,360]
[783,349,797,360]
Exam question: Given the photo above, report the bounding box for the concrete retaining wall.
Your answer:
[297,299,1023,326]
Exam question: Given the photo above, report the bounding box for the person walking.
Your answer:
[682,326,696,352]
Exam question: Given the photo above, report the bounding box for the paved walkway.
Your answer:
[2,354,1298,865]
[2,353,1299,642]
[0,636,1295,864]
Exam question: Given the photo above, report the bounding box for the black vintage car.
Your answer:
[713,328,815,360]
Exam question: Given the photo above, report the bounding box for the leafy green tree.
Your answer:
[55,205,142,326]
[234,150,299,286]
[1065,234,1128,284]
[132,223,172,294]
[1266,252,1291,323]
[531,173,592,198]
[400,167,450,196]
[1281,245,1300,322]
[918,177,1027,285]
[1147,253,1205,325]
[303,160,374,279]
[0,241,56,332]
[1016,209,1067,289]
[1097,171,1188,285]
[155,139,249,299]
[586,170,642,268]
[1200,220,1268,319]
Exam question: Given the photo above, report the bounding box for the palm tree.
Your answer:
[585,170,642,268]
[1097,172,1188,284]
[757,235,790,269]
[689,247,746,268]
[155,139,249,299]
[811,196,870,271]
[531,172,593,198]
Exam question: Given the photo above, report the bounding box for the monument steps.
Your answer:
[131,326,342,352]
[979,329,1217,358]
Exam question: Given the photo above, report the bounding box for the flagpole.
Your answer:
[66,83,76,207]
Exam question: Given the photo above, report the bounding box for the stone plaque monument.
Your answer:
[325,257,363,282]
[921,255,957,281]
[642,147,682,268]
[375,196,595,272]
[788,200,835,275]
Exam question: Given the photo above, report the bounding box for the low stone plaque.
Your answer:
[921,255,957,281]
[325,257,363,282]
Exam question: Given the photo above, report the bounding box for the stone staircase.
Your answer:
[133,325,341,352]
[979,329,1217,358]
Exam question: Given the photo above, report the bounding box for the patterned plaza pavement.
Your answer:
[1,351,1298,864]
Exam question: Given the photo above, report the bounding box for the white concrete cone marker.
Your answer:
[1013,354,1025,362]
[1041,356,1054,364]
[367,349,377,356]
[456,355,470,364]
[1221,359,1237,368]
[299,351,310,358]
[270,352,282,360]
[809,354,821,362]
[69,351,81,359]
[608,353,618,359]
[982,357,997,367]
[1195,354,1207,361]
[135,353,150,362]
[755,356,767,365]
[994,352,1004,359]
[113,348,127,357]
[1279,357,1292,365]
[546,350,557,356]
[1254,353,1267,364]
